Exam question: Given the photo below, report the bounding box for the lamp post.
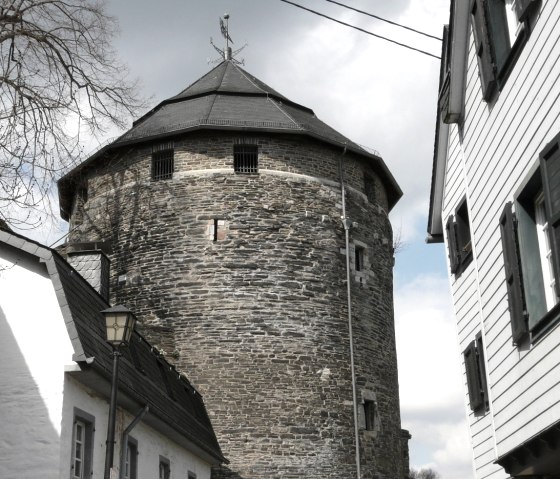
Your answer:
[101,305,137,479]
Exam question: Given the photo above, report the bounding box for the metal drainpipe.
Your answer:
[119,406,150,479]
[339,147,361,479]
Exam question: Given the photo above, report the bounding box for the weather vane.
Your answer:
[209,13,246,65]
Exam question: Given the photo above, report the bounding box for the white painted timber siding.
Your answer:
[0,247,74,478]
[442,1,560,478]
[60,376,212,479]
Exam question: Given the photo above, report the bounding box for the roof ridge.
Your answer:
[232,62,269,96]
[268,97,301,130]
[176,61,227,97]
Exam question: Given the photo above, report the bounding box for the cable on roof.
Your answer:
[279,0,441,60]
[322,0,442,41]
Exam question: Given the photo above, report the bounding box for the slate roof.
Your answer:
[58,60,402,217]
[116,61,361,149]
[0,227,226,465]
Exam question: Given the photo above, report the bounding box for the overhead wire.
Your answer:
[322,0,442,41]
[278,0,441,60]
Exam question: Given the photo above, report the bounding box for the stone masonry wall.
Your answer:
[64,131,405,479]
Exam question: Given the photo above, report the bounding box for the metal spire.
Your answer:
[209,13,246,65]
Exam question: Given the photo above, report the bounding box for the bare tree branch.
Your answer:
[0,0,142,229]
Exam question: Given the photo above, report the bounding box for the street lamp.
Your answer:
[101,305,137,479]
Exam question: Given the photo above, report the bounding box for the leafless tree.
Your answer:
[0,0,141,230]
[409,467,440,479]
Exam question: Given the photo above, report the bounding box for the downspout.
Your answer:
[119,406,150,479]
[339,146,361,479]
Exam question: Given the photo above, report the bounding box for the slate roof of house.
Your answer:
[58,60,402,218]
[0,227,226,465]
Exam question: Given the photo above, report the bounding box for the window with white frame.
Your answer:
[124,438,138,479]
[535,192,558,310]
[500,133,560,342]
[159,457,170,479]
[71,409,94,479]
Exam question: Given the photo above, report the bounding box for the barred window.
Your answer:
[152,149,174,181]
[234,144,258,174]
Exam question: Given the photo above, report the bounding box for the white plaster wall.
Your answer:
[61,376,212,479]
[0,248,74,478]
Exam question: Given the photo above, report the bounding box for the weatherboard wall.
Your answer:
[441,2,560,478]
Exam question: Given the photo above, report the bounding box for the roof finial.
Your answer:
[209,14,246,65]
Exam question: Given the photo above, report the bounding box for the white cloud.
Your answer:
[395,273,473,478]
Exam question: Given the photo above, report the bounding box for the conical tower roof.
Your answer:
[59,60,401,215]
[114,61,370,152]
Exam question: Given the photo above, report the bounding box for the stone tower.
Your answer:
[58,60,407,479]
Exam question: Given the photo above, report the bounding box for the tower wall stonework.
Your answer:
[65,132,405,478]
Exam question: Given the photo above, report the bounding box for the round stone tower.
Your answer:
[58,61,406,479]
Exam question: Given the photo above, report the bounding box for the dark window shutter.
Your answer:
[464,341,483,411]
[446,215,460,274]
[540,139,560,297]
[499,202,528,344]
[485,0,511,72]
[515,0,537,21]
[471,0,497,100]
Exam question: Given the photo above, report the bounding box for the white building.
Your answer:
[0,227,226,479]
[428,0,560,477]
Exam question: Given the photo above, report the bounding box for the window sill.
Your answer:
[531,302,560,344]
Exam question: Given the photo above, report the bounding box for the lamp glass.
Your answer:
[102,307,136,347]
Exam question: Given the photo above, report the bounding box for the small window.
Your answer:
[159,457,170,479]
[71,409,95,479]
[124,438,138,479]
[355,246,364,272]
[464,334,489,413]
[446,198,473,275]
[152,149,174,181]
[471,0,537,101]
[234,144,258,174]
[364,400,376,431]
[364,173,376,203]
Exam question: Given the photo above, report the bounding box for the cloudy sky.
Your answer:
[29,0,472,477]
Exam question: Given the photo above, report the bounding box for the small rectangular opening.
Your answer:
[152,150,174,181]
[234,144,258,174]
[355,246,364,272]
[364,173,376,203]
[364,400,375,431]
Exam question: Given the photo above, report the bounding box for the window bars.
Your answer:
[234,144,258,174]
[152,149,174,181]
